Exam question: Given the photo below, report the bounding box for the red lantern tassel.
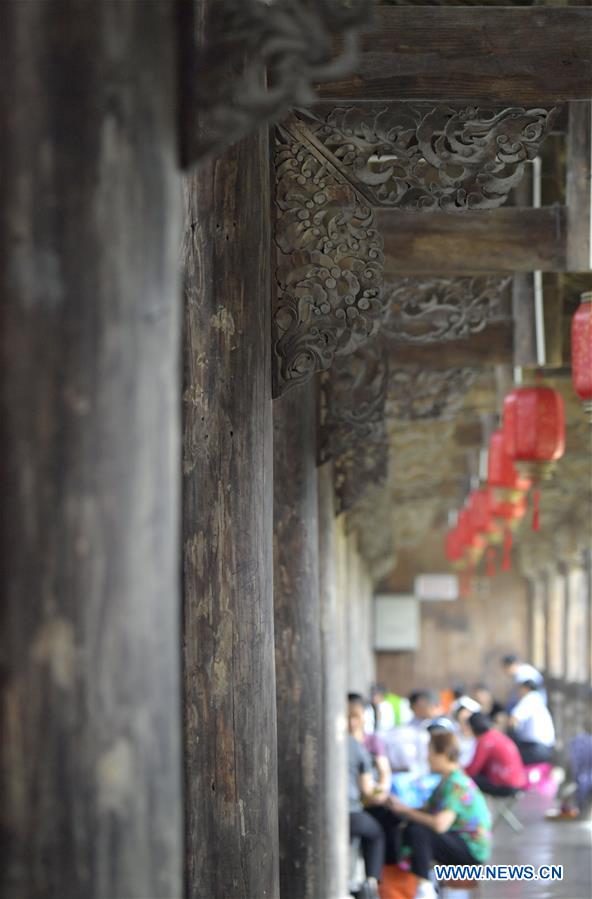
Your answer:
[486,546,496,577]
[532,487,541,531]
[503,527,512,571]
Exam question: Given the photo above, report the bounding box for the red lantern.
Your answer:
[468,489,503,544]
[457,507,486,564]
[502,386,565,471]
[489,491,527,571]
[445,527,466,570]
[502,386,565,530]
[488,429,531,500]
[447,516,478,595]
[572,291,592,418]
[490,493,527,530]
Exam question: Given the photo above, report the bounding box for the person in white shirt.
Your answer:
[502,654,547,709]
[508,679,555,765]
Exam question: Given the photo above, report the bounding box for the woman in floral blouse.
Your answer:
[385,730,491,899]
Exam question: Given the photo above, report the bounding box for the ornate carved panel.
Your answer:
[302,104,560,209]
[320,341,389,513]
[273,123,385,396]
[387,366,478,420]
[180,0,370,164]
[382,276,511,343]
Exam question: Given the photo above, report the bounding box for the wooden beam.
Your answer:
[385,321,514,367]
[183,129,280,898]
[378,207,567,275]
[1,2,183,896]
[566,101,592,271]
[273,381,324,899]
[318,7,592,104]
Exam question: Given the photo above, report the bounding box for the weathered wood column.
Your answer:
[273,381,324,899]
[182,126,280,899]
[318,464,349,899]
[1,3,182,897]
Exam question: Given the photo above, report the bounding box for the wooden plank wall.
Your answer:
[376,574,530,701]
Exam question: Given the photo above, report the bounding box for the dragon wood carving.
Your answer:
[301,104,560,210]
[382,275,511,343]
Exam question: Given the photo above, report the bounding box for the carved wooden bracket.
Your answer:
[382,275,512,343]
[387,366,478,421]
[272,102,555,394]
[178,0,371,166]
[273,121,385,396]
[320,341,389,513]
[301,104,560,209]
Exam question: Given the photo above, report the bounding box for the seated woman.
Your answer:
[381,731,491,899]
[348,692,393,797]
[348,696,386,899]
[465,712,526,795]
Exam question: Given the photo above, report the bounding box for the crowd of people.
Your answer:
[347,654,556,899]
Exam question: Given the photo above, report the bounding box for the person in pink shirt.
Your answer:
[465,712,526,796]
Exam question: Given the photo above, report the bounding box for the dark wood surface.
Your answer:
[273,381,324,899]
[317,462,349,899]
[384,321,514,367]
[318,6,592,104]
[378,207,568,274]
[0,3,183,897]
[182,128,280,898]
[566,101,592,271]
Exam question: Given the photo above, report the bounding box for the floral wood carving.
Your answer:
[320,341,389,513]
[301,104,560,209]
[382,275,511,343]
[387,366,478,421]
[273,122,385,396]
[179,0,371,165]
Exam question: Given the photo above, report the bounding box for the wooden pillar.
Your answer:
[182,126,279,899]
[318,464,349,899]
[512,275,538,367]
[566,101,592,271]
[0,3,182,897]
[346,533,358,690]
[273,381,324,899]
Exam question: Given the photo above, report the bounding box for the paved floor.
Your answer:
[478,793,591,899]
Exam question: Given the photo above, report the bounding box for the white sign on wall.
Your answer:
[374,594,419,651]
[414,574,459,602]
